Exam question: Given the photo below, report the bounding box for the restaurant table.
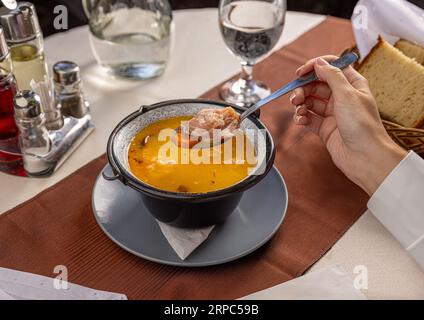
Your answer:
[0,9,423,299]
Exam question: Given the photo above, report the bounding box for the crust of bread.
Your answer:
[357,36,385,73]
[394,39,416,47]
[358,36,424,129]
[394,39,424,66]
[413,115,424,129]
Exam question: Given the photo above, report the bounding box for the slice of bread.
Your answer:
[395,39,424,65]
[358,38,424,128]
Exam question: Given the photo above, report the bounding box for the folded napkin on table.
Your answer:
[0,267,127,300]
[353,0,424,59]
[241,265,367,300]
[158,221,215,260]
[0,289,15,300]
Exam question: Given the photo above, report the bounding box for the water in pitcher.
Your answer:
[89,7,172,79]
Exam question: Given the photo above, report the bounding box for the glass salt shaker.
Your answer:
[53,61,88,119]
[14,90,51,176]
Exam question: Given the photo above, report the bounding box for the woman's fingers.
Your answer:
[292,94,330,118]
[296,55,369,92]
[294,110,324,136]
[314,58,354,102]
[304,97,330,116]
[290,82,331,106]
[294,110,337,145]
[296,55,339,76]
[345,68,371,94]
[295,104,308,116]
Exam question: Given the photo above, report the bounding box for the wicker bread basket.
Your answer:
[382,120,424,155]
[342,46,424,157]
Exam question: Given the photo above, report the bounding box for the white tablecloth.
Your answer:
[0,8,423,299]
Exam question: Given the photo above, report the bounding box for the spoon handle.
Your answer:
[240,52,359,121]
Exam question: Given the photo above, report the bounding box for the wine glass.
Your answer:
[219,0,286,107]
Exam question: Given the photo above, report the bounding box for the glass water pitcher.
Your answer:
[82,0,173,80]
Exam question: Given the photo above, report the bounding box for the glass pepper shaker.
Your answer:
[14,90,51,176]
[0,2,48,91]
[53,61,88,119]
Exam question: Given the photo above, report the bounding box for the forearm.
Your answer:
[358,137,408,196]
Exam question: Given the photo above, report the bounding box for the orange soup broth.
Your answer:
[128,117,257,193]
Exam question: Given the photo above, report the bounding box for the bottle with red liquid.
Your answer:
[0,26,25,176]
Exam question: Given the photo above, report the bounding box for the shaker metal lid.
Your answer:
[14,90,42,118]
[0,26,9,60]
[0,2,41,43]
[53,61,81,85]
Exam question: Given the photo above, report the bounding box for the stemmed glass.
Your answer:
[219,0,286,107]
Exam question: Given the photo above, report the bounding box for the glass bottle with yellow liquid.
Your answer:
[0,2,48,91]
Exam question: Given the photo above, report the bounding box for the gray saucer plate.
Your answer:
[92,165,288,267]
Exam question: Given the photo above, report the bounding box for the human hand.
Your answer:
[291,56,408,195]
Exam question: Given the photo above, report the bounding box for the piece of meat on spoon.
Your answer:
[189,107,240,135]
[176,107,241,148]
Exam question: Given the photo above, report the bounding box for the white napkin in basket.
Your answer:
[353,0,424,59]
[157,221,215,260]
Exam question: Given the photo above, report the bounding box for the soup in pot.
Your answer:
[128,116,256,193]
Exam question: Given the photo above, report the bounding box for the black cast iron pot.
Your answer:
[105,99,275,228]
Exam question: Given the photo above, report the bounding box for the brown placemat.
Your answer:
[0,17,368,300]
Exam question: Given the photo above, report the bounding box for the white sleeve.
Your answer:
[368,151,424,270]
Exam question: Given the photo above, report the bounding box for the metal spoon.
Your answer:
[176,52,359,148]
[238,52,359,123]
